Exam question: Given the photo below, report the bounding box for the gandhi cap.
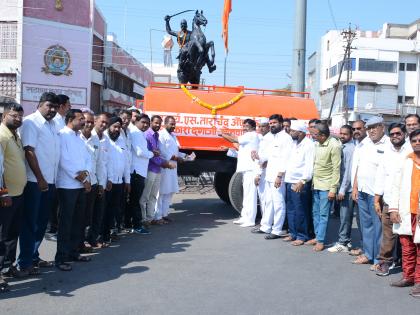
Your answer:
[365,116,384,127]
[290,120,307,133]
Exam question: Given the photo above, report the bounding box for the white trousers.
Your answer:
[257,171,267,217]
[260,181,286,235]
[154,192,173,220]
[140,171,161,222]
[240,170,258,225]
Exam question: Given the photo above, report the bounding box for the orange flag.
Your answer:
[222,0,232,53]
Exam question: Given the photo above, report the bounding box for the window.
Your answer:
[405,96,414,104]
[358,58,397,73]
[0,22,17,59]
[399,63,405,71]
[338,58,356,71]
[397,95,403,103]
[329,65,337,78]
[0,73,17,98]
[406,63,417,71]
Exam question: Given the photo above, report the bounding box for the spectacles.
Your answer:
[367,124,382,131]
[352,127,363,131]
[389,131,403,137]
[411,138,420,143]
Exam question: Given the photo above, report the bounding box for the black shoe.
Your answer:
[265,233,281,240]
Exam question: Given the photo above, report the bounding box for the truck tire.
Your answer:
[214,172,232,204]
[228,172,243,213]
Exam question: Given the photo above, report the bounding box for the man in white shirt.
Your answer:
[154,116,190,224]
[55,109,92,271]
[253,114,293,238]
[128,114,154,234]
[219,119,260,227]
[374,123,412,276]
[80,111,106,250]
[282,120,314,245]
[252,118,272,217]
[128,108,141,131]
[352,116,390,267]
[102,117,131,244]
[90,113,111,247]
[18,92,60,276]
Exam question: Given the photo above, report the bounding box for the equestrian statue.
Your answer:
[165,10,216,87]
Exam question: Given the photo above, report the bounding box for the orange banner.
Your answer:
[222,0,232,53]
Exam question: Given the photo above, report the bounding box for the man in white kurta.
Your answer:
[256,115,293,239]
[154,116,186,223]
[219,119,260,227]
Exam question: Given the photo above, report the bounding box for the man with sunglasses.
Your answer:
[351,116,390,268]
[374,123,412,276]
[351,120,367,145]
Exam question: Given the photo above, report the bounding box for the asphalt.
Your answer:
[0,192,419,314]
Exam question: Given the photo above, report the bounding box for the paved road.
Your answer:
[1,192,419,314]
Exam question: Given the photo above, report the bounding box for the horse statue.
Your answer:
[165,10,216,88]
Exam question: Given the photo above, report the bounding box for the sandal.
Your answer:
[305,238,317,246]
[291,240,305,246]
[0,279,9,293]
[283,236,295,242]
[352,255,370,264]
[349,248,363,256]
[370,263,381,272]
[55,262,72,271]
[313,243,325,252]
[72,255,91,262]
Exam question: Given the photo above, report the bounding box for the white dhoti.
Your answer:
[154,192,174,220]
[260,181,286,235]
[240,170,258,225]
[257,170,267,216]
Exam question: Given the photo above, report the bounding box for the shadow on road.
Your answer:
[1,196,235,299]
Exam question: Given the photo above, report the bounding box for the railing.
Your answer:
[149,82,311,99]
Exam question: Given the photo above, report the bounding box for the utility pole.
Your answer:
[327,24,356,123]
[291,0,307,94]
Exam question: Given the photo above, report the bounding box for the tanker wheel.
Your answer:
[214,172,232,204]
[228,172,243,214]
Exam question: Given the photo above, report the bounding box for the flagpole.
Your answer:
[223,52,227,86]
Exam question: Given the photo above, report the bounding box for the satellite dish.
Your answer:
[365,103,373,110]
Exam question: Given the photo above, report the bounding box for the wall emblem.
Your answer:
[42,45,72,76]
[55,0,63,11]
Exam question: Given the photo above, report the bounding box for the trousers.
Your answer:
[128,172,146,228]
[240,170,258,225]
[0,195,24,269]
[140,171,161,223]
[358,191,382,263]
[378,204,401,264]
[338,192,354,245]
[257,171,267,217]
[18,182,56,269]
[86,187,105,245]
[312,190,331,244]
[400,214,420,284]
[155,193,174,220]
[285,182,311,241]
[103,183,123,242]
[55,188,86,263]
[260,181,286,235]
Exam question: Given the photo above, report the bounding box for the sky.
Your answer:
[95,0,419,90]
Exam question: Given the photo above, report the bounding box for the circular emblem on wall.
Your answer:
[42,45,72,76]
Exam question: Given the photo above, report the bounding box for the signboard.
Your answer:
[22,83,87,105]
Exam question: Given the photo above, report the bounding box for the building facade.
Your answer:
[308,20,420,127]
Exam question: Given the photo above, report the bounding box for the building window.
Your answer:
[329,65,337,78]
[406,63,417,71]
[92,35,104,72]
[358,58,397,73]
[397,95,403,103]
[399,63,405,71]
[338,58,356,71]
[326,69,329,79]
[343,85,355,110]
[0,22,17,59]
[0,73,17,98]
[405,96,414,104]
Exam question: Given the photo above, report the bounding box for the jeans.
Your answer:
[128,172,145,229]
[285,182,311,241]
[55,188,86,263]
[0,195,24,269]
[18,182,56,269]
[312,190,331,244]
[338,192,354,245]
[357,191,382,264]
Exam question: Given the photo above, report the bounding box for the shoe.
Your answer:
[132,227,151,235]
[240,222,255,228]
[375,262,390,276]
[265,233,281,240]
[389,260,401,270]
[233,219,244,225]
[0,278,9,293]
[278,230,289,237]
[14,266,40,278]
[410,284,420,298]
[390,278,414,287]
[45,233,57,242]
[327,243,349,253]
[251,228,265,234]
[1,265,18,278]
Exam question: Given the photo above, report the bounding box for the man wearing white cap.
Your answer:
[351,116,390,268]
[282,120,315,245]
[252,118,273,217]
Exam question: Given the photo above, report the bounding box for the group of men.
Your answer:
[221,113,420,299]
[0,92,192,292]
